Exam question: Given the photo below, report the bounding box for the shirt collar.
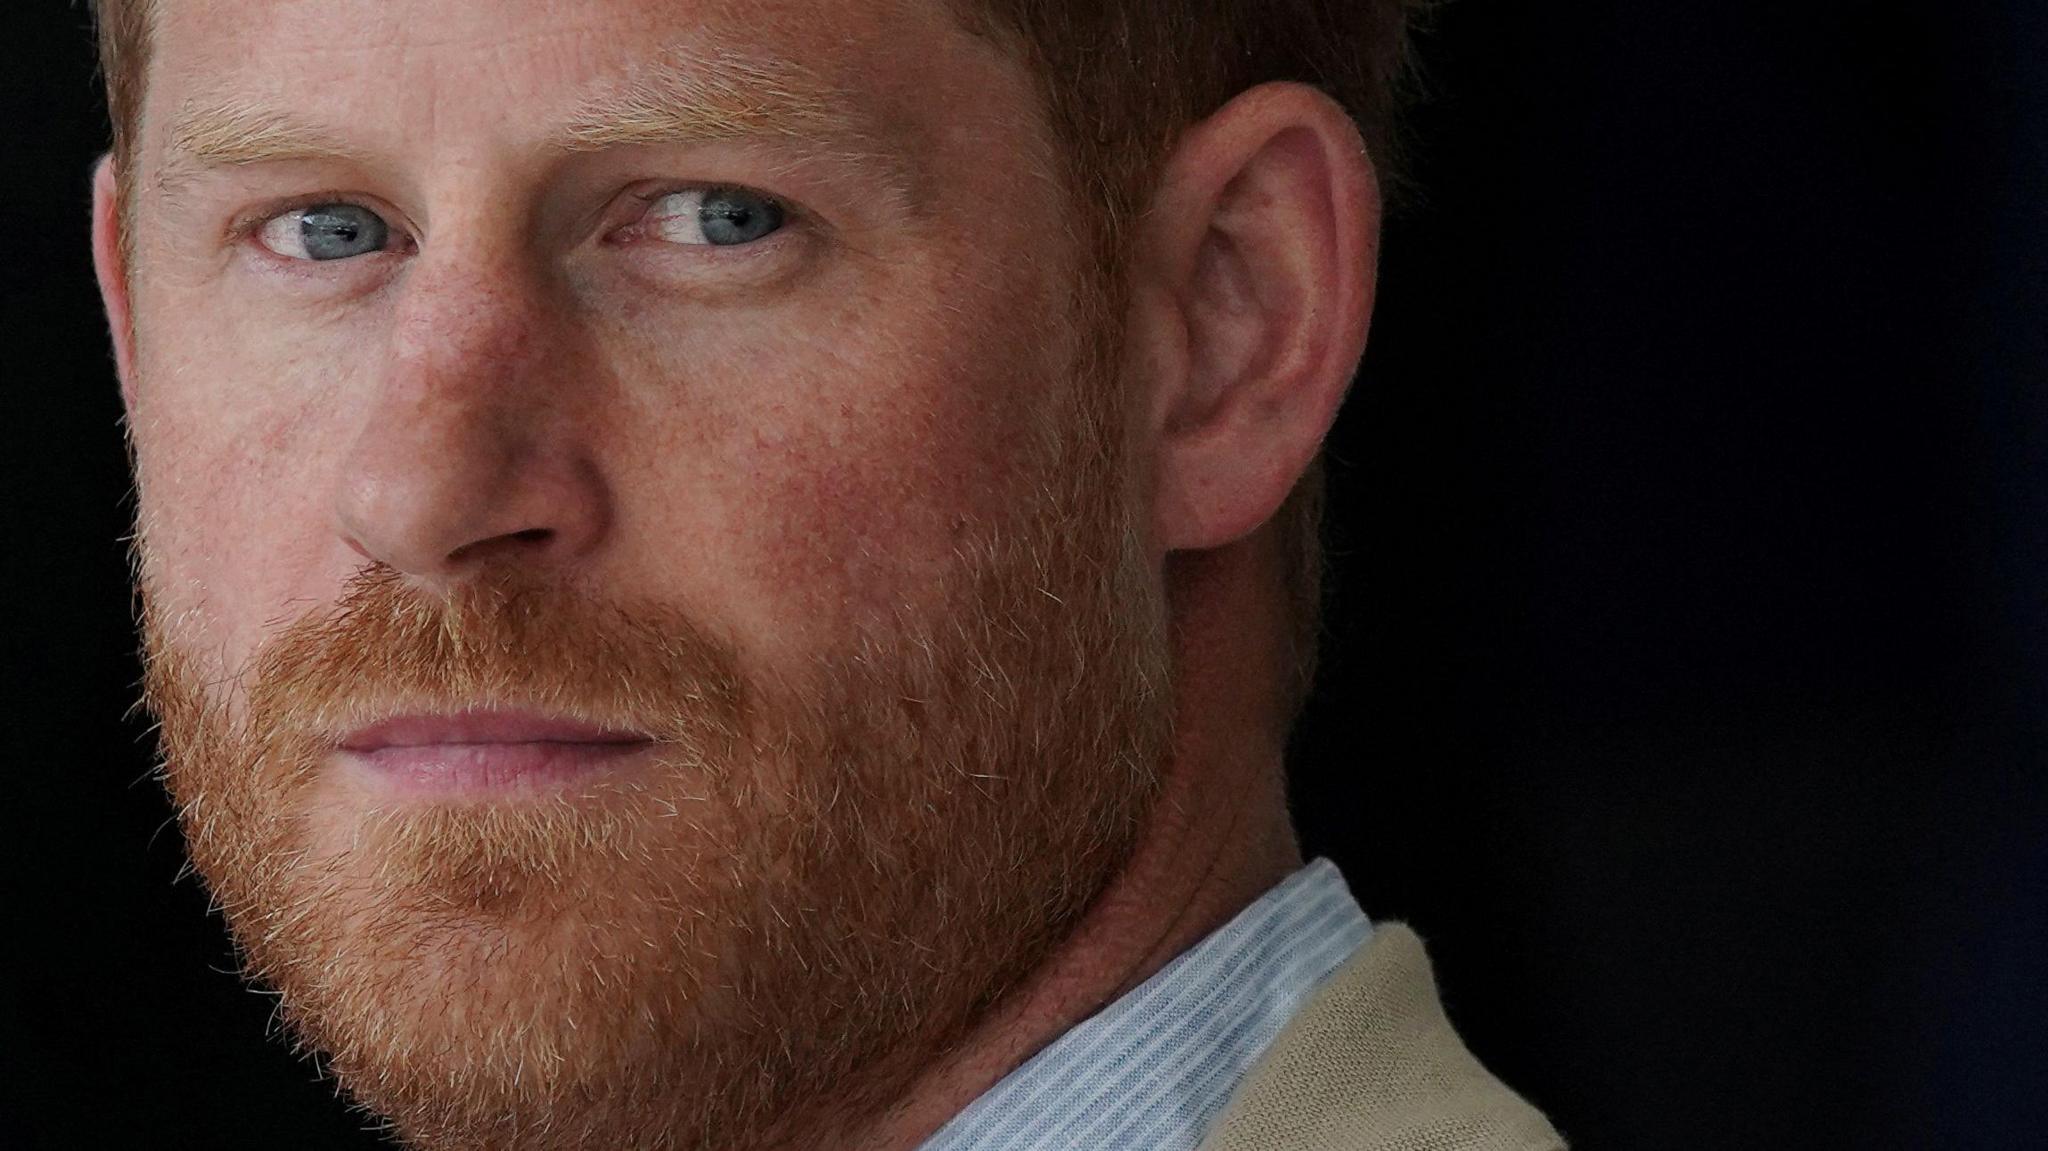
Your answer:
[918,858,1372,1151]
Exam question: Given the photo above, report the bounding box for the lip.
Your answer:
[338,708,655,794]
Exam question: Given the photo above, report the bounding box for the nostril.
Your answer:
[444,527,557,568]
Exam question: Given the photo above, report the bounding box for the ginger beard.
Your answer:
[135,323,1172,1150]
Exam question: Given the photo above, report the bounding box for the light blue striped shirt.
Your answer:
[918,858,1372,1151]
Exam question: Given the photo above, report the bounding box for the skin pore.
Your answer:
[93,1,1379,1148]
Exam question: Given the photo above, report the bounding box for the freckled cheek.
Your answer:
[602,315,1037,646]
[129,313,366,672]
[738,444,960,608]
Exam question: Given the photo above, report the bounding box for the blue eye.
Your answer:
[258,203,392,261]
[699,188,784,245]
[645,187,786,247]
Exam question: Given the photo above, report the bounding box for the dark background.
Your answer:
[6,1,2045,1147]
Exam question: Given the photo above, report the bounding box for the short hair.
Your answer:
[90,0,1425,729]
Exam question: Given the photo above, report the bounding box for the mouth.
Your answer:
[336,708,657,794]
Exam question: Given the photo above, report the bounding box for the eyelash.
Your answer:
[231,191,413,270]
[608,183,802,249]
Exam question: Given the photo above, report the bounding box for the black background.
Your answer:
[6,1,2045,1147]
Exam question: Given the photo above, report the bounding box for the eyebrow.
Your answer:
[158,98,373,190]
[156,48,922,209]
[560,49,923,207]
[562,50,868,151]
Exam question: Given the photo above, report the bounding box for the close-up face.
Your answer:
[110,0,1175,1147]
[124,0,1120,690]
[44,3,2018,1148]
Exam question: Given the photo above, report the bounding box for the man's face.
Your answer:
[116,1,1171,1147]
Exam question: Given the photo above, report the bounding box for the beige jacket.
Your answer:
[1198,925,1567,1151]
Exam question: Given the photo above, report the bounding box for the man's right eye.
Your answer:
[257,203,394,262]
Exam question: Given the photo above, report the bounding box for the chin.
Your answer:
[214,763,780,1151]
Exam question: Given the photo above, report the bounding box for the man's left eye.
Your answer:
[643,187,787,247]
[257,203,394,262]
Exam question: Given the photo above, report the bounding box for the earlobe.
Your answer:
[1138,83,1381,554]
[90,154,139,412]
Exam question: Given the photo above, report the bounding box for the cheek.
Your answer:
[601,274,1057,653]
[128,292,368,677]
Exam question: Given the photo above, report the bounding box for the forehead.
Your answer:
[139,0,1026,166]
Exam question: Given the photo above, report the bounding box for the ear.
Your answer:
[91,154,140,412]
[1126,83,1381,553]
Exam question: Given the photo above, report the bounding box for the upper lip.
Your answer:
[338,709,654,753]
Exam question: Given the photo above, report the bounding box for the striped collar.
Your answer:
[917,858,1373,1151]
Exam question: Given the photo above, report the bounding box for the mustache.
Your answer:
[206,565,749,749]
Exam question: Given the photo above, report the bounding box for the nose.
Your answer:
[334,262,610,585]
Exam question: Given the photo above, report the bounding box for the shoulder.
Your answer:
[1197,924,1567,1151]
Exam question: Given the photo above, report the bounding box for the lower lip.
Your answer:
[343,740,654,794]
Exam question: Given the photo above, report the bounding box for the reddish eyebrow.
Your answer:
[558,49,924,210]
[561,49,867,150]
[161,100,373,175]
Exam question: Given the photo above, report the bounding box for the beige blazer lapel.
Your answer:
[1196,925,1565,1151]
